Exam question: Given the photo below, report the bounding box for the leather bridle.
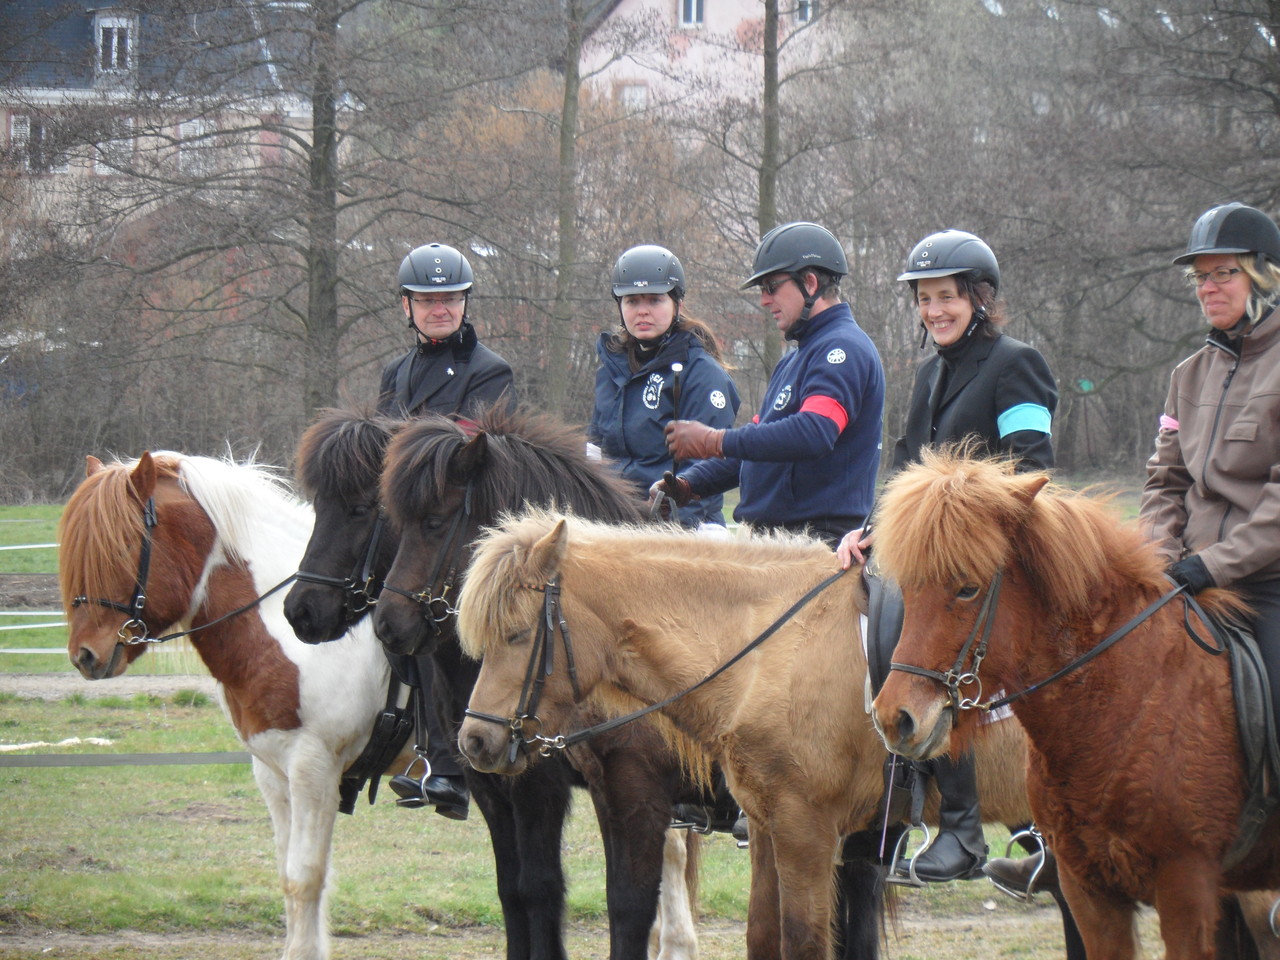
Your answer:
[293,510,388,620]
[379,483,474,633]
[888,571,1219,715]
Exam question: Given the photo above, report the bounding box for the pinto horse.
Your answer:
[453,510,1054,960]
[282,406,699,960]
[870,450,1280,960]
[59,452,399,960]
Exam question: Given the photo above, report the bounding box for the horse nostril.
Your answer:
[896,708,916,743]
[76,647,96,670]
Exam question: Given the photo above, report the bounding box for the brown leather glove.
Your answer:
[648,471,697,510]
[664,420,725,460]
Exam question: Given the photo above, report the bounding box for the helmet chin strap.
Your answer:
[786,272,819,341]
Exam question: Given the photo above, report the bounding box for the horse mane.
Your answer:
[58,452,307,613]
[875,448,1168,622]
[459,508,835,661]
[294,408,399,502]
[381,403,645,530]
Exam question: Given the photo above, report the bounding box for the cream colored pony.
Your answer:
[456,510,1036,960]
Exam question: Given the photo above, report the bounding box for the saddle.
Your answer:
[1217,613,1280,870]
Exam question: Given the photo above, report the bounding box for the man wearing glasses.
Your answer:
[379,242,513,419]
[375,242,513,821]
[661,221,885,547]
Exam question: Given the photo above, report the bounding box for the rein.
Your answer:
[889,573,1220,714]
[466,566,851,759]
[293,511,388,618]
[378,483,474,631]
[71,494,297,646]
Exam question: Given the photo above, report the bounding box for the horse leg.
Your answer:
[1057,866,1139,960]
[650,828,699,960]
[746,825,783,960]
[252,759,314,960]
[770,817,841,960]
[1153,856,1224,960]
[584,750,674,960]
[281,750,342,960]
[504,766,573,960]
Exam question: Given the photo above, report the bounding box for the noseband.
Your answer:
[379,483,474,632]
[294,510,388,619]
[889,571,1218,715]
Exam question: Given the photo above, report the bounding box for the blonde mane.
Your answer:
[875,448,1166,621]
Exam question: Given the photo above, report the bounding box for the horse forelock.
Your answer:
[381,415,466,527]
[295,408,395,501]
[58,457,181,612]
[877,450,1167,621]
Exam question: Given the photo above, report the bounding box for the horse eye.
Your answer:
[349,503,372,520]
[423,516,445,532]
[956,584,980,601]
[505,629,532,646]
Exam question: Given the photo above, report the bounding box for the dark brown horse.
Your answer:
[871,450,1280,960]
[283,407,699,960]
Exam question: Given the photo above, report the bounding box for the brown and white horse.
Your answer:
[60,452,401,960]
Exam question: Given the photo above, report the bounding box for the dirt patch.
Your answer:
[0,573,60,610]
[0,673,218,701]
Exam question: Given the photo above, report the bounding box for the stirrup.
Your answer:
[1270,895,1280,938]
[389,753,432,809]
[987,827,1047,902]
[886,822,933,887]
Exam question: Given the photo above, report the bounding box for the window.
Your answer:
[95,117,135,174]
[94,14,137,76]
[619,84,648,111]
[796,0,815,22]
[178,118,216,175]
[10,115,70,174]
[679,0,704,28]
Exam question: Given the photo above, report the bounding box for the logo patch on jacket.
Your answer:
[643,373,665,410]
[773,385,792,411]
[710,390,727,409]
[826,348,846,364]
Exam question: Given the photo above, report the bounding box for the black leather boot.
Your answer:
[984,848,1058,899]
[897,752,987,882]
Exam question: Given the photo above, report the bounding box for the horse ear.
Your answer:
[85,455,105,477]
[519,517,569,587]
[128,452,158,503]
[1012,474,1051,510]
[449,432,489,484]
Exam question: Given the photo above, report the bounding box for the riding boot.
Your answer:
[984,848,1058,899]
[897,751,986,882]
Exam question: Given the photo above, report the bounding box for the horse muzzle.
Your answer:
[458,715,528,776]
[71,641,126,681]
[872,684,954,761]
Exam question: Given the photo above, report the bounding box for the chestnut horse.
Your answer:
[59,452,400,960]
[283,407,699,960]
[871,450,1280,960]
[454,511,1046,960]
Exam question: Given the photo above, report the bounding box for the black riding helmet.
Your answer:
[611,245,686,300]
[897,230,1000,294]
[741,221,848,289]
[398,243,474,293]
[1173,203,1280,267]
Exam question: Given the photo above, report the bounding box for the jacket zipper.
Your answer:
[1203,336,1240,541]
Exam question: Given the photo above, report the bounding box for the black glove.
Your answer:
[1168,555,1214,595]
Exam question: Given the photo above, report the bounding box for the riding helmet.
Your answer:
[1173,203,1280,267]
[398,243,474,293]
[741,222,848,289]
[897,230,1000,294]
[611,245,686,300]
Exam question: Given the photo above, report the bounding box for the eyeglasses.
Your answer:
[408,294,467,307]
[760,276,795,296]
[1184,267,1244,288]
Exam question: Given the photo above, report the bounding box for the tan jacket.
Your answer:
[1140,310,1280,585]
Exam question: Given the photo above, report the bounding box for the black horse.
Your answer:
[283,407,696,960]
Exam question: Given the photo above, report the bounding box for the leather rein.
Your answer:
[464,566,851,761]
[71,495,297,647]
[888,570,1224,715]
[377,483,474,632]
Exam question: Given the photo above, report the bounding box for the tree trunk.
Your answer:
[758,0,781,374]
[305,0,341,413]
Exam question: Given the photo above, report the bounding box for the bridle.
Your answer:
[465,566,850,763]
[379,483,474,632]
[888,570,1221,715]
[71,493,296,649]
[293,509,388,620]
